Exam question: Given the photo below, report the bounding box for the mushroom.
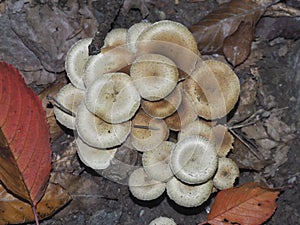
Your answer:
[126,22,152,52]
[164,89,198,131]
[170,135,218,184]
[53,83,85,130]
[183,60,240,120]
[177,119,213,142]
[149,216,177,225]
[128,167,166,201]
[83,46,134,87]
[142,141,175,182]
[65,38,93,89]
[141,85,182,119]
[85,72,141,124]
[75,102,131,149]
[211,124,234,157]
[101,28,128,52]
[131,109,169,152]
[213,157,239,190]
[75,137,117,170]
[166,177,213,207]
[130,53,178,101]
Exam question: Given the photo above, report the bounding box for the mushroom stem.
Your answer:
[47,95,76,117]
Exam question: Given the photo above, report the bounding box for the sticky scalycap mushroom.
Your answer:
[65,38,93,89]
[53,83,85,130]
[166,177,213,207]
[75,102,131,149]
[183,60,240,120]
[130,53,178,101]
[85,72,141,124]
[170,135,218,184]
[213,157,239,190]
[128,167,166,201]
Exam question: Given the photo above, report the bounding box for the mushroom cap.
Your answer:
[177,119,213,142]
[128,167,166,201]
[141,85,182,119]
[76,137,117,170]
[65,38,92,89]
[166,177,213,207]
[142,141,175,182]
[211,125,234,157]
[85,72,141,123]
[149,217,177,225]
[131,109,169,152]
[101,28,128,52]
[137,20,198,55]
[83,46,134,87]
[183,60,240,120]
[53,83,85,129]
[126,22,152,52]
[170,135,218,184]
[130,53,178,101]
[75,102,131,149]
[165,89,198,131]
[213,157,239,190]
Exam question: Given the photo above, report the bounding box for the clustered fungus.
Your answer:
[54,20,241,211]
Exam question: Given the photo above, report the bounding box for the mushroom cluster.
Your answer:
[54,20,240,208]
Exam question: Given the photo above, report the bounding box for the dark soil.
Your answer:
[0,0,299,225]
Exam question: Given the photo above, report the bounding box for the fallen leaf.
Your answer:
[0,62,51,207]
[200,182,280,225]
[190,0,265,65]
[0,182,71,225]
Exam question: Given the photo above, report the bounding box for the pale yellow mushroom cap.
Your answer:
[170,135,218,184]
[130,53,178,101]
[166,177,213,207]
[75,103,131,149]
[177,119,213,142]
[141,85,182,119]
[183,60,240,120]
[142,141,175,182]
[149,216,177,225]
[65,38,93,89]
[85,72,141,124]
[128,167,166,201]
[101,28,128,52]
[126,22,152,52]
[213,157,239,190]
[53,83,85,130]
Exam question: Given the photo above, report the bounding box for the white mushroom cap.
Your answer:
[142,141,175,182]
[128,167,166,201]
[76,137,117,170]
[130,53,178,101]
[83,46,134,87]
[183,60,240,120]
[213,157,239,190]
[101,28,128,52]
[164,89,198,131]
[141,85,182,119]
[75,102,131,149]
[149,216,177,225]
[131,109,169,152]
[211,125,234,157]
[53,83,85,130]
[170,135,218,184]
[85,72,141,123]
[65,38,93,89]
[177,119,213,142]
[126,22,152,52]
[166,177,213,207]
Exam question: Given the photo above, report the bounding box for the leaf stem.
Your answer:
[32,205,40,225]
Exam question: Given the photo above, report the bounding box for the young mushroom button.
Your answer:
[170,135,218,184]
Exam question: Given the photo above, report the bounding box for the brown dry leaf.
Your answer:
[200,182,280,225]
[190,0,266,65]
[0,183,71,224]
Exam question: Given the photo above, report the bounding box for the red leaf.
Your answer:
[200,182,280,225]
[0,62,51,207]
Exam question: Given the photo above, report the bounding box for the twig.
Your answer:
[47,95,76,117]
